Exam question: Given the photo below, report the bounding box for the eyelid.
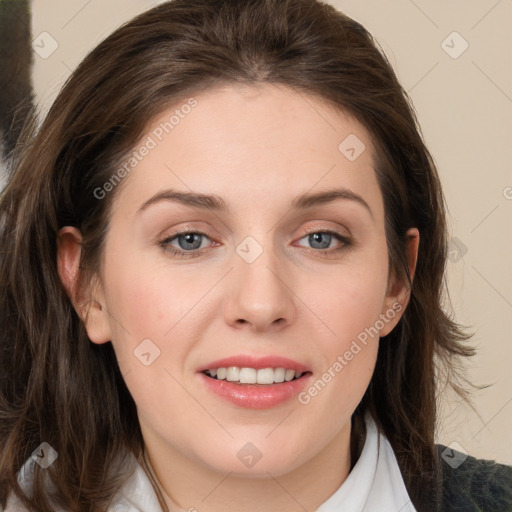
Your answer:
[299,220,352,238]
[157,222,215,242]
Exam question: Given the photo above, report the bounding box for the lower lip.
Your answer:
[197,372,313,409]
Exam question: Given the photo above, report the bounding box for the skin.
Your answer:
[57,83,419,512]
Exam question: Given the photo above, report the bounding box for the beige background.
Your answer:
[30,0,512,463]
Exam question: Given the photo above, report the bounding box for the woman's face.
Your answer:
[60,83,415,478]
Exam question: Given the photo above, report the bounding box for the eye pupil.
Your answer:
[309,232,331,249]
[179,233,202,250]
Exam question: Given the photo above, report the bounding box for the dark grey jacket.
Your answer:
[436,444,512,511]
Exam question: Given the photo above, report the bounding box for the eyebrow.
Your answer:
[291,188,373,218]
[137,187,373,218]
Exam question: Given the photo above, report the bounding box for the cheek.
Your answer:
[296,253,388,409]
[297,271,384,427]
[101,253,218,368]
[306,261,389,345]
[103,243,181,329]
[101,262,194,410]
[105,269,167,340]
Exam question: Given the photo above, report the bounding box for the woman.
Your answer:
[1,1,510,511]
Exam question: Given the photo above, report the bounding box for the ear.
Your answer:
[379,227,420,337]
[57,226,112,344]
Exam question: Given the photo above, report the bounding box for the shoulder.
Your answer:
[436,443,512,512]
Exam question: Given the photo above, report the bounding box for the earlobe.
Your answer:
[57,226,112,344]
[379,228,420,337]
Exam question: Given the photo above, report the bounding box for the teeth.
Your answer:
[256,368,274,385]
[285,369,295,381]
[226,367,239,382]
[274,368,285,383]
[240,367,257,384]
[205,367,305,384]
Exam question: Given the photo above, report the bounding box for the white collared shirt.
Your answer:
[315,412,416,512]
[5,412,416,512]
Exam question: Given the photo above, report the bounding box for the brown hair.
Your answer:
[0,0,477,510]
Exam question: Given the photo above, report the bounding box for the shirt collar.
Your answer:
[315,411,416,512]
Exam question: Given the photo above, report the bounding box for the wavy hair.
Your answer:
[0,1,476,510]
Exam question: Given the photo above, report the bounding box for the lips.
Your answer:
[196,354,313,409]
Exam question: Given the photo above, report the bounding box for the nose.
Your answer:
[223,239,297,333]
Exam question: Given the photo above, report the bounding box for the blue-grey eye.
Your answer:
[308,232,332,250]
[176,233,204,250]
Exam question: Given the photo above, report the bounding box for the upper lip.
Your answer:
[198,355,310,373]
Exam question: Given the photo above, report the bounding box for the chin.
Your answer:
[196,443,305,479]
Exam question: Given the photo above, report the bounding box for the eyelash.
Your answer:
[158,229,352,259]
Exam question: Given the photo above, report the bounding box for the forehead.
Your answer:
[110,83,383,219]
